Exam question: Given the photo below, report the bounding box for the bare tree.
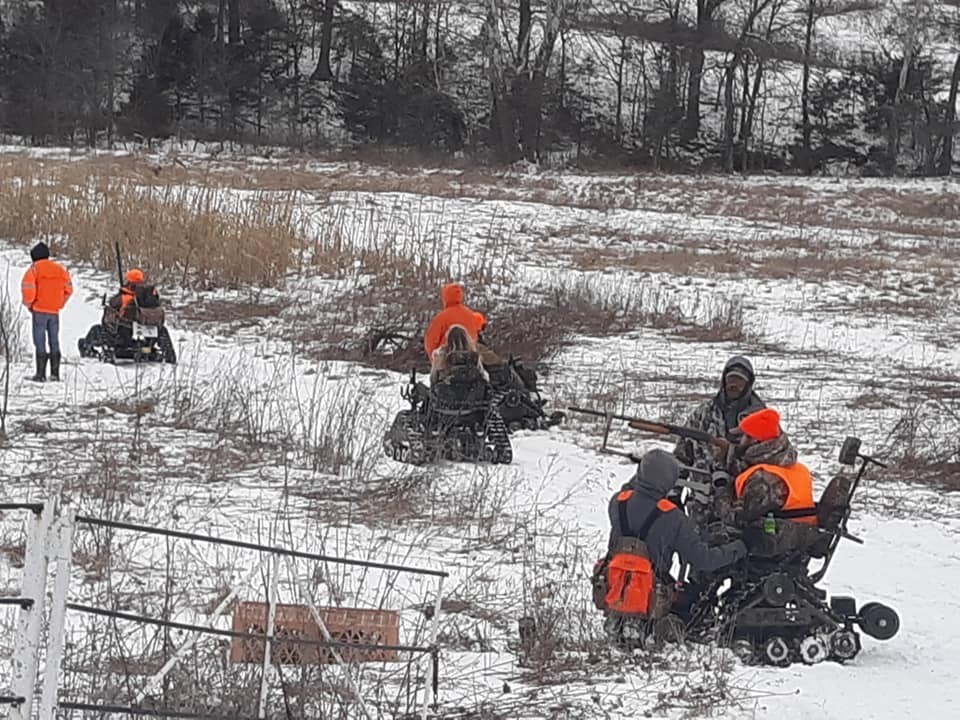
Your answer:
[796,1,879,172]
[683,0,730,142]
[484,0,570,162]
[937,0,960,174]
[721,0,778,172]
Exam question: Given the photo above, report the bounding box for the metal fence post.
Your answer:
[9,499,56,720]
[257,554,279,720]
[38,508,76,720]
[421,574,444,720]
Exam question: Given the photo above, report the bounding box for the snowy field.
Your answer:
[1,147,959,718]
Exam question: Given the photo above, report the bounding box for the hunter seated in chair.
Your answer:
[430,325,489,388]
[104,268,162,338]
[728,408,821,558]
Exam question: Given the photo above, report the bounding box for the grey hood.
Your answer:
[633,449,680,497]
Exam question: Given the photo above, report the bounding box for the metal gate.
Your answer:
[1,496,446,720]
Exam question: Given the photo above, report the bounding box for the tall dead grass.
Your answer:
[0,157,306,288]
[3,152,957,244]
[880,396,960,491]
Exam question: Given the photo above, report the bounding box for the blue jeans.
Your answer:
[32,311,60,354]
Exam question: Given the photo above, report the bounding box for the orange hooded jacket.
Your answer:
[21,258,73,314]
[424,283,485,357]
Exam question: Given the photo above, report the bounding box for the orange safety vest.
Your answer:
[734,463,818,525]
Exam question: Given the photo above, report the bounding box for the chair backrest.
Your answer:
[817,473,854,531]
[431,367,490,410]
[137,306,165,327]
[135,284,161,308]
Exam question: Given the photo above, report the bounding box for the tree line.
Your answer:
[0,0,958,175]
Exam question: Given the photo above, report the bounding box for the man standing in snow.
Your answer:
[21,242,73,382]
[674,355,766,474]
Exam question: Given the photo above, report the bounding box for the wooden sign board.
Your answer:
[230,602,400,665]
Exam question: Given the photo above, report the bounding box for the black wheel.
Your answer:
[762,636,791,667]
[831,630,861,661]
[502,389,522,409]
[859,602,899,640]
[158,327,177,364]
[404,439,429,466]
[798,635,829,665]
[761,574,796,607]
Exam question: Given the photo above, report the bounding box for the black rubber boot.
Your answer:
[31,353,48,382]
[49,352,61,381]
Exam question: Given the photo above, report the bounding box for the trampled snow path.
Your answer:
[0,238,958,719]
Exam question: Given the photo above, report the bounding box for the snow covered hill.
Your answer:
[1,147,958,718]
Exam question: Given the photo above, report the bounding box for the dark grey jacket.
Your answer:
[607,449,746,574]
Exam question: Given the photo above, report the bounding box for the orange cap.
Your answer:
[739,408,781,442]
[125,268,145,284]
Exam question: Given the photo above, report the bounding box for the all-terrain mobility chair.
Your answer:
[78,285,176,365]
[683,436,900,666]
[383,367,512,465]
[486,358,565,433]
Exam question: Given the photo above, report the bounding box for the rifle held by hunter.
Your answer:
[567,406,715,444]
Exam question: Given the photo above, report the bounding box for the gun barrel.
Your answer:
[567,406,714,443]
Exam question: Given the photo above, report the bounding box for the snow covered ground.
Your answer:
[1,150,959,718]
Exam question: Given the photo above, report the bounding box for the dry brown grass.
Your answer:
[628,176,960,239]
[2,152,955,301]
[317,271,752,374]
[553,230,915,287]
[0,156,307,288]
[172,298,288,328]
[5,151,956,239]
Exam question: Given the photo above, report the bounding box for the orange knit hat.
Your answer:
[739,408,781,442]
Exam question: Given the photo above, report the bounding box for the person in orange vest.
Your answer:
[21,242,73,382]
[602,449,747,643]
[424,283,485,359]
[108,268,159,316]
[732,408,817,526]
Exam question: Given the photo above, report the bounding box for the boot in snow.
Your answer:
[31,353,48,382]
[49,352,61,381]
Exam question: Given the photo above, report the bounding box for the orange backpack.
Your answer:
[593,492,672,617]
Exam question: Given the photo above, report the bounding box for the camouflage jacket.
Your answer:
[736,470,791,524]
[673,391,766,473]
[730,433,799,524]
